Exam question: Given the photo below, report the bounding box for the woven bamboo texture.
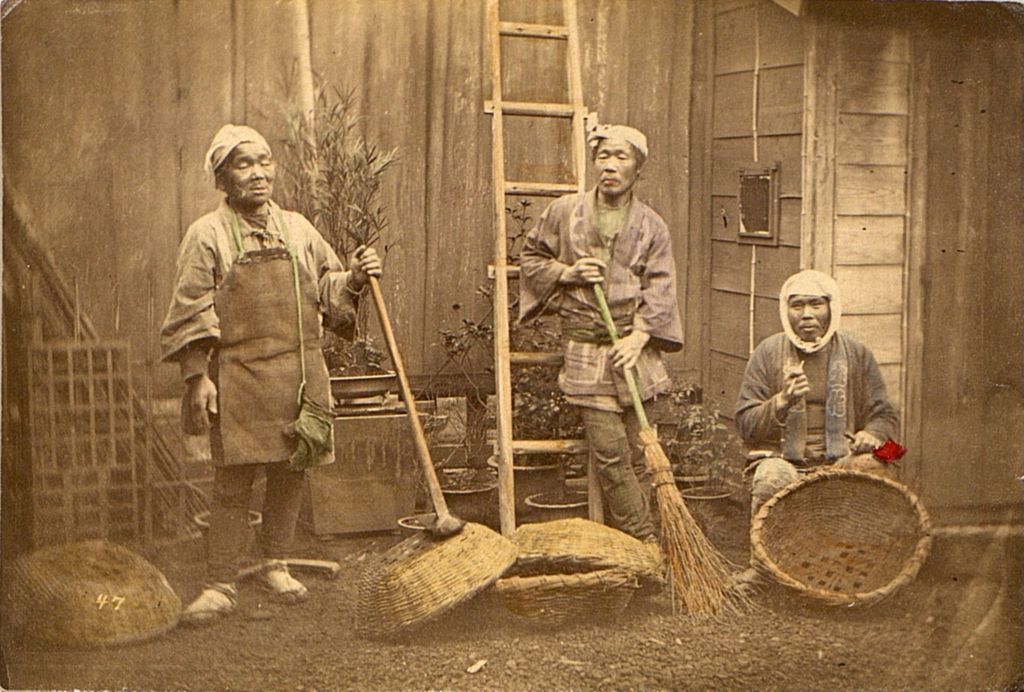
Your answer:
[510,518,663,582]
[4,540,181,648]
[356,522,517,638]
[751,469,932,606]
[495,567,640,625]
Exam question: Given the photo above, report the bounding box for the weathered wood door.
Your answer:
[702,0,805,414]
[910,23,1024,523]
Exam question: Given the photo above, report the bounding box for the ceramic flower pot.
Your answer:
[486,455,563,518]
[329,372,398,401]
[523,490,589,524]
[440,468,499,528]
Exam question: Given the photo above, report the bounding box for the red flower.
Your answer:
[873,439,907,464]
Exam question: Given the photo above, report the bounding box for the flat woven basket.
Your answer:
[356,522,517,638]
[4,540,181,648]
[751,469,932,606]
[510,518,663,582]
[495,567,640,625]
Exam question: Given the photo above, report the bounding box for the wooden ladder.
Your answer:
[485,0,602,536]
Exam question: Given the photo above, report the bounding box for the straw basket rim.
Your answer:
[495,567,640,624]
[509,517,664,581]
[356,521,517,638]
[750,468,932,606]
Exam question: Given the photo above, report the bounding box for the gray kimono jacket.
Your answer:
[519,189,683,408]
[735,331,899,461]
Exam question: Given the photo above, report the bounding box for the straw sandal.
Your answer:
[181,582,237,625]
[261,561,309,604]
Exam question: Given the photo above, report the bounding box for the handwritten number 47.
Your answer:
[96,594,126,610]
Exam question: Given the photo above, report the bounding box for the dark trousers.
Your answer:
[207,461,306,583]
[579,407,655,540]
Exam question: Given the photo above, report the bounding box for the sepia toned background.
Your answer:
[3,0,1022,548]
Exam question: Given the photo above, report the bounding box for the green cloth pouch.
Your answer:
[285,397,335,471]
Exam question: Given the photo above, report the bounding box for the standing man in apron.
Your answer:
[160,125,383,624]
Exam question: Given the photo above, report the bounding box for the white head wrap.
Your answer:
[585,115,648,161]
[203,124,271,178]
[779,269,842,354]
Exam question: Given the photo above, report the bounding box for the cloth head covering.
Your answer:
[585,116,648,161]
[778,269,842,354]
[203,124,272,178]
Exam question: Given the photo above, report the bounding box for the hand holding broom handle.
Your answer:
[368,276,465,537]
[591,283,651,429]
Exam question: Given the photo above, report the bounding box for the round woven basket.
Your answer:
[495,567,640,625]
[751,469,931,606]
[4,540,182,648]
[510,518,663,582]
[356,522,517,638]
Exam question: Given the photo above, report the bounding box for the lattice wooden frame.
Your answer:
[28,340,139,545]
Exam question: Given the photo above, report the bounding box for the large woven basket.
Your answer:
[751,469,931,606]
[4,540,181,648]
[495,567,640,625]
[356,522,517,638]
[510,518,663,582]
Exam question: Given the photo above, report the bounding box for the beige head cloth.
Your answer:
[778,269,842,354]
[585,116,648,161]
[203,124,271,179]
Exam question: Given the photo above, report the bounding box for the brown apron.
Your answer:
[209,212,333,467]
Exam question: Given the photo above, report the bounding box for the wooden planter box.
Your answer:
[302,413,420,535]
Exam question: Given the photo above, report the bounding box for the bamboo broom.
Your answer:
[592,284,745,616]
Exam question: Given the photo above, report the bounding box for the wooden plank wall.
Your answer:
[3,0,183,389]
[830,26,910,412]
[910,16,1024,522]
[2,0,696,397]
[705,0,804,413]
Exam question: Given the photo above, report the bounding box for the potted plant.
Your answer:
[426,200,584,516]
[656,394,743,499]
[278,76,399,400]
[438,466,499,528]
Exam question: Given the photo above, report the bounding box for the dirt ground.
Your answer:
[4,499,1023,692]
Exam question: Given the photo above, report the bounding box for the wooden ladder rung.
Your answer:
[512,439,588,454]
[487,264,520,279]
[505,181,578,196]
[498,21,568,39]
[510,351,563,366]
[484,100,576,117]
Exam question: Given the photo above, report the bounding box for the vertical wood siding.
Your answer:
[804,18,911,414]
[3,0,696,395]
[705,0,804,412]
[911,22,1024,521]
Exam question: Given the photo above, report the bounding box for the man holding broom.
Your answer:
[519,121,684,543]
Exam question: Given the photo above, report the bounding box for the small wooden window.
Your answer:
[737,163,780,245]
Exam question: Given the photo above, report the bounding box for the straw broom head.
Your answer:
[638,427,750,616]
[588,282,748,615]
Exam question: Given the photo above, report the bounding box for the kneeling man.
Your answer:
[735,269,899,515]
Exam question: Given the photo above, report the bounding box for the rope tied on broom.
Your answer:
[592,284,749,616]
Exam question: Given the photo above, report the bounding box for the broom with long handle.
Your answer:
[592,283,743,615]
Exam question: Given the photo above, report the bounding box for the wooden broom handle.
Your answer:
[368,276,454,521]
[592,283,651,430]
